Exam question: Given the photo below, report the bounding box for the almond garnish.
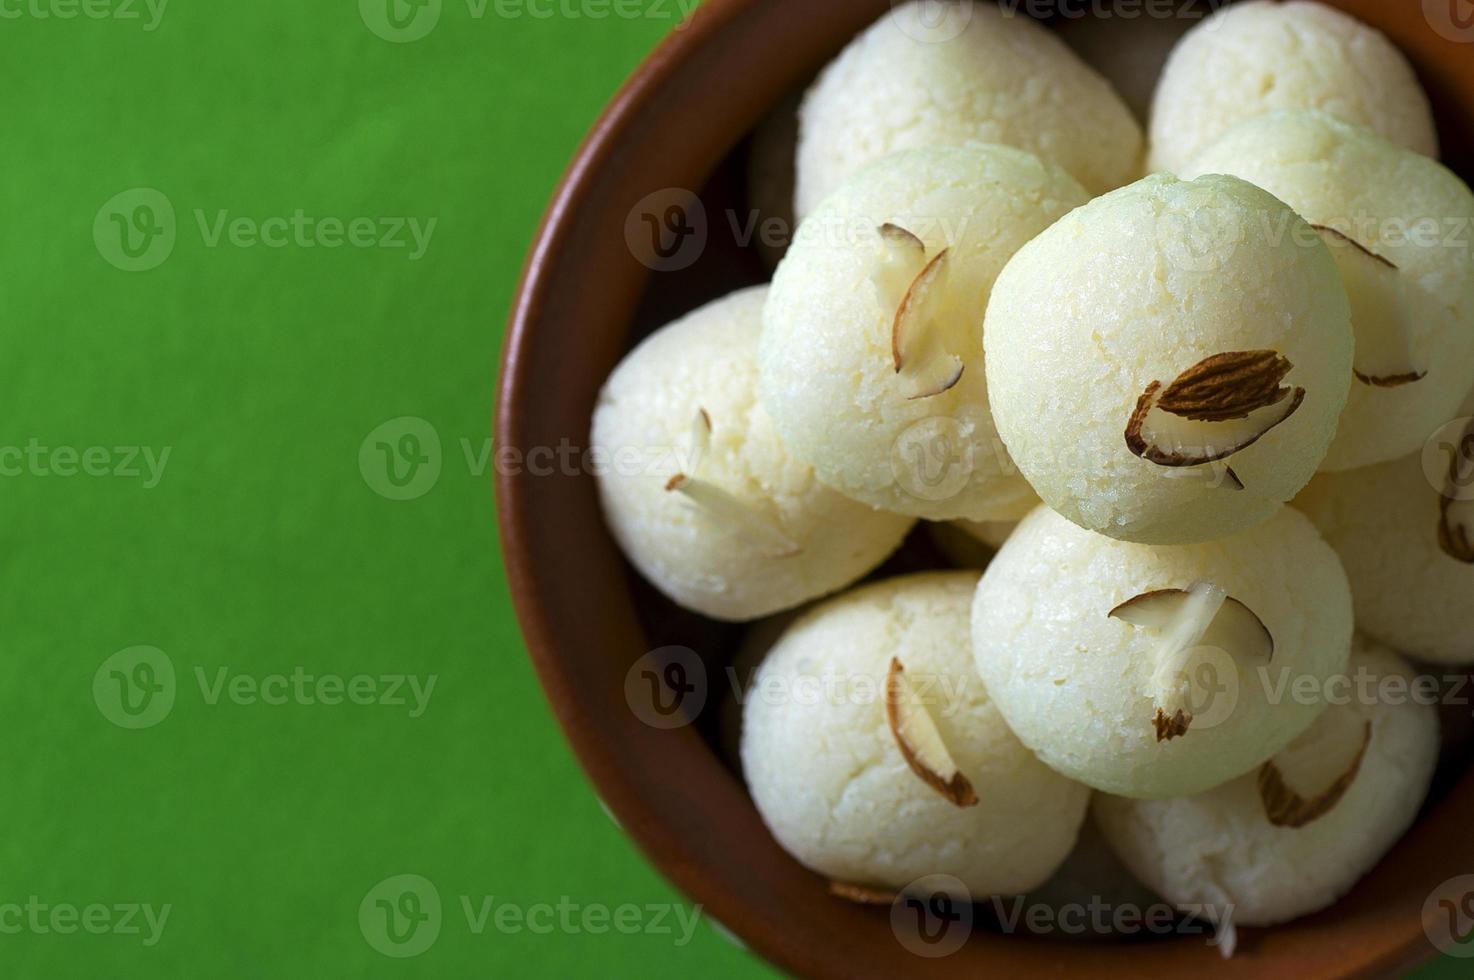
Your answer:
[1152,707,1192,742]
[828,880,897,905]
[1112,584,1273,743]
[1258,720,1373,828]
[1313,226,1425,388]
[891,249,964,400]
[884,657,977,807]
[1437,417,1474,564]
[665,412,801,559]
[1126,350,1306,471]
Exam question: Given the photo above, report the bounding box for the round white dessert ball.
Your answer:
[1147,0,1436,175]
[762,144,1090,522]
[984,173,1353,545]
[794,0,1140,220]
[741,571,1090,896]
[1183,110,1474,472]
[593,286,913,622]
[1296,427,1474,665]
[972,505,1354,799]
[1094,638,1438,927]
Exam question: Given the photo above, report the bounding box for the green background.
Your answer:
[0,1,1463,976]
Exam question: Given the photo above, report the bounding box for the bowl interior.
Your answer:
[498,2,1474,976]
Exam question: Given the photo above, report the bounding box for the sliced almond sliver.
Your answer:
[1258,720,1373,828]
[665,474,801,558]
[828,880,898,905]
[1313,226,1425,388]
[884,657,977,807]
[891,248,949,363]
[1152,707,1192,742]
[1438,418,1474,564]
[871,223,926,316]
[688,407,712,474]
[1111,585,1273,742]
[1126,350,1306,469]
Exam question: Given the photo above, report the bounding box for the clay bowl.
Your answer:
[497,2,1474,975]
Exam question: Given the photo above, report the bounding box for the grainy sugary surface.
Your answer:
[741,572,1090,895]
[1147,0,1436,175]
[984,172,1352,544]
[794,0,1140,219]
[763,144,1089,522]
[972,505,1353,799]
[1297,440,1474,665]
[1094,640,1438,925]
[1184,110,1474,472]
[593,286,913,621]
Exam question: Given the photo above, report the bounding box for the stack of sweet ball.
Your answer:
[591,0,1474,954]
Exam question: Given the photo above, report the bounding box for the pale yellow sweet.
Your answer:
[742,572,1090,895]
[984,173,1353,545]
[794,0,1140,219]
[762,144,1089,522]
[972,505,1353,799]
[1094,640,1438,927]
[1296,436,1474,665]
[593,286,913,622]
[1183,111,1474,471]
[1147,0,1436,175]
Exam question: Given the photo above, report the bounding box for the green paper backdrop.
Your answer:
[1,0,1464,975]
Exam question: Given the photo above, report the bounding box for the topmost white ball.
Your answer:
[1147,0,1437,175]
[794,0,1141,220]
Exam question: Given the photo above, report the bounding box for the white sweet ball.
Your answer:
[1296,429,1474,665]
[762,144,1090,522]
[1147,0,1436,175]
[984,173,1352,545]
[972,505,1354,799]
[741,571,1090,896]
[794,0,1140,219]
[1183,111,1474,472]
[1094,639,1438,927]
[593,286,913,622]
